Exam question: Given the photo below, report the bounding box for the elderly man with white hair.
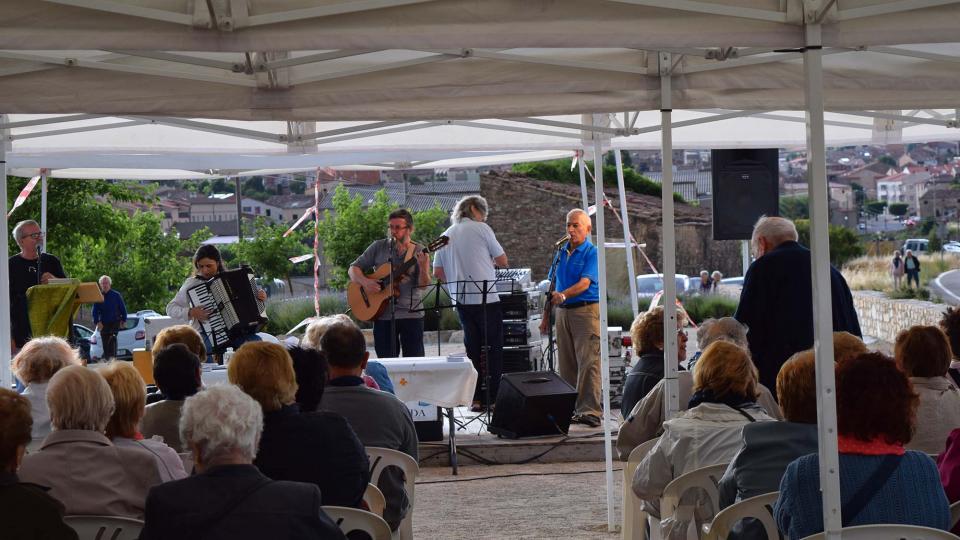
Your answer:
[734,216,861,391]
[91,275,127,360]
[141,385,345,540]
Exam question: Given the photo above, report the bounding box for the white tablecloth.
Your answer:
[200,357,477,409]
[377,356,477,409]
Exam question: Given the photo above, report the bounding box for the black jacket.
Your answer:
[141,464,345,540]
[254,405,370,508]
[735,241,862,391]
[0,471,78,540]
[621,351,677,417]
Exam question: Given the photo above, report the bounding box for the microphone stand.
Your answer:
[544,244,565,372]
[388,238,398,358]
[36,245,42,285]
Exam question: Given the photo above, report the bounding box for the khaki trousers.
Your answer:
[555,302,602,418]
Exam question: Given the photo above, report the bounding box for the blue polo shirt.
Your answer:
[552,238,600,304]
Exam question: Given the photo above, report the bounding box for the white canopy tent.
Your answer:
[2,1,960,537]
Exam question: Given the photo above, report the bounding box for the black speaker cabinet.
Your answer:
[489,371,577,439]
[711,148,780,240]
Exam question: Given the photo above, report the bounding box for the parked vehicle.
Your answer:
[635,273,691,298]
[720,276,744,287]
[89,310,160,361]
[902,238,930,254]
[944,241,960,254]
[255,277,287,297]
[72,324,93,362]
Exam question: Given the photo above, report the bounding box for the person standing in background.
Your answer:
[92,275,127,360]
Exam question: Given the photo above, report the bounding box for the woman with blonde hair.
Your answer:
[17,365,161,518]
[633,341,776,539]
[11,336,80,442]
[98,361,187,481]
[228,341,370,508]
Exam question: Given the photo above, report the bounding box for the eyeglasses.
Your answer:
[21,232,43,240]
[388,225,409,231]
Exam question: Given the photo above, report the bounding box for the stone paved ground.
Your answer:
[414,461,623,539]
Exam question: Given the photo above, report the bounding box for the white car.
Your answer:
[89,310,160,361]
[635,273,691,298]
[944,242,960,254]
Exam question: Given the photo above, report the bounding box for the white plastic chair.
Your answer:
[323,505,392,540]
[64,515,144,540]
[800,524,960,540]
[623,438,660,540]
[951,500,960,529]
[659,463,730,540]
[367,446,419,540]
[364,482,387,518]
[702,491,781,540]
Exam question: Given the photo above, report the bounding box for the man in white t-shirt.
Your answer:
[433,195,508,410]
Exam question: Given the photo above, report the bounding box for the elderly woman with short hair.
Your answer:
[0,388,78,540]
[616,316,782,460]
[894,325,960,455]
[228,341,369,508]
[620,307,688,417]
[633,341,777,538]
[141,385,345,540]
[141,343,202,451]
[99,361,187,482]
[776,352,950,539]
[17,365,161,518]
[11,336,80,442]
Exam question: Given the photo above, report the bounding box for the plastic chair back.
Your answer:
[622,438,660,540]
[659,462,730,537]
[364,482,387,518]
[64,515,144,540]
[367,446,419,540]
[951,500,960,529]
[703,491,780,540]
[800,524,960,539]
[323,505,392,540]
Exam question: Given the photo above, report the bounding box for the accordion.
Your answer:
[186,267,267,353]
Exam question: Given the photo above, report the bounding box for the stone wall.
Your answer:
[852,290,948,344]
[481,172,742,289]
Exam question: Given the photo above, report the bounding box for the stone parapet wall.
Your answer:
[852,290,947,343]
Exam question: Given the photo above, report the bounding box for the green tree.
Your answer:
[865,200,888,216]
[411,203,449,246]
[851,182,866,208]
[512,159,685,202]
[929,228,943,252]
[879,155,898,168]
[234,217,310,293]
[289,180,306,195]
[779,195,809,220]
[888,202,909,218]
[795,219,865,267]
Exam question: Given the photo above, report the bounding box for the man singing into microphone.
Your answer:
[8,220,66,350]
[349,209,431,358]
[433,195,508,411]
[540,209,602,427]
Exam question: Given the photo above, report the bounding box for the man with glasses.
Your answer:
[9,220,66,350]
[349,208,431,358]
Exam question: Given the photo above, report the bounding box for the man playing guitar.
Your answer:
[348,208,431,358]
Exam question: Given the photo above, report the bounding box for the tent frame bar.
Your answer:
[836,0,960,20]
[40,0,195,25]
[245,0,438,27]
[605,0,789,23]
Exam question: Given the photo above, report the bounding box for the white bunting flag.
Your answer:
[7,174,41,218]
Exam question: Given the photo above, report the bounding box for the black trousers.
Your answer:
[101,321,122,359]
[456,302,504,404]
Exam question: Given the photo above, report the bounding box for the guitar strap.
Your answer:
[403,242,416,263]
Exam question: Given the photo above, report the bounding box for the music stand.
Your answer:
[408,280,455,356]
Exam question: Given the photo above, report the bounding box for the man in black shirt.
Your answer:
[9,220,65,350]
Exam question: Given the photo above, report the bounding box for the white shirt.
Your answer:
[433,218,505,305]
[22,382,51,441]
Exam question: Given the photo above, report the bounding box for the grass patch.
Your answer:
[264,293,349,335]
[842,253,960,300]
[681,295,740,324]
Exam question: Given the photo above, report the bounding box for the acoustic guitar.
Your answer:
[347,235,449,321]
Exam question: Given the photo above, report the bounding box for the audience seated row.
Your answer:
[11,336,81,444]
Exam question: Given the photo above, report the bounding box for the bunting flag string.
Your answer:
[283,207,315,237]
[289,254,314,264]
[313,169,321,318]
[7,173,42,218]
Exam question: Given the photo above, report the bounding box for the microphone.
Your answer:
[554,234,570,248]
[36,245,42,285]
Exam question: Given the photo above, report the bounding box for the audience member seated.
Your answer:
[940,307,960,387]
[18,365,161,518]
[287,345,328,413]
[616,318,787,460]
[99,360,188,482]
[620,307,688,419]
[937,428,960,535]
[775,352,950,539]
[303,314,393,393]
[140,385,345,540]
[633,341,776,538]
[229,341,369,508]
[141,343,202,452]
[319,321,418,531]
[0,388,78,540]
[895,325,960,455]
[11,336,80,443]
[717,350,820,539]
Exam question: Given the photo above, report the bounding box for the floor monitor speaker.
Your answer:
[489,371,577,439]
[711,148,780,240]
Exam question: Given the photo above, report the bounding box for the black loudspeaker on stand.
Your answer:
[489,371,577,439]
[711,148,779,240]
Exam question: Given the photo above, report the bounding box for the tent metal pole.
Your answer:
[614,150,640,318]
[0,117,12,390]
[40,169,47,250]
[659,52,680,422]
[234,176,242,239]
[741,240,750,276]
[591,117,615,533]
[578,153,590,210]
[803,22,843,539]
